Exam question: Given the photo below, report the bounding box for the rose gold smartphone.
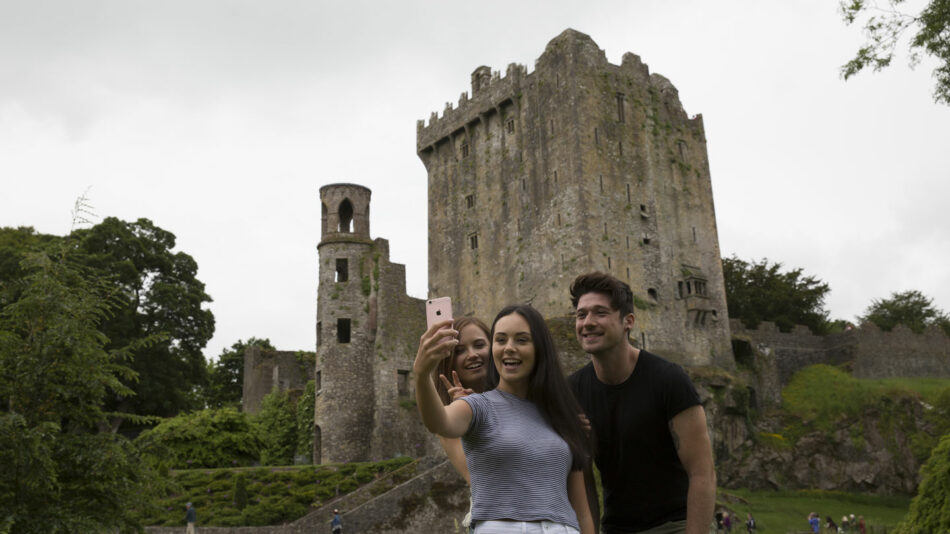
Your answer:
[425,297,453,329]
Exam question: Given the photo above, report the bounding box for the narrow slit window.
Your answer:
[469,233,479,250]
[335,258,348,282]
[466,194,476,208]
[461,143,469,158]
[337,318,351,343]
[626,183,631,203]
[316,370,322,391]
[506,119,515,134]
[594,128,599,145]
[600,175,604,192]
[616,93,625,122]
[397,370,410,397]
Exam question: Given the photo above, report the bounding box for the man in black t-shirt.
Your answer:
[568,272,715,534]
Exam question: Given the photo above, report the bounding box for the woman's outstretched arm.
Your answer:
[414,320,473,438]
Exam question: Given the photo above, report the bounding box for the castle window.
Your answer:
[640,204,649,219]
[506,119,515,134]
[522,178,526,191]
[600,175,604,192]
[594,128,599,145]
[618,141,623,156]
[316,370,322,392]
[557,213,561,226]
[461,143,470,158]
[607,256,612,269]
[678,281,684,299]
[627,183,631,203]
[554,170,558,184]
[616,93,625,123]
[317,321,322,345]
[642,236,651,245]
[686,281,692,295]
[466,194,475,208]
[626,236,630,248]
[338,199,353,233]
[626,267,630,279]
[337,318,351,343]
[692,227,697,243]
[335,258,348,282]
[397,370,410,397]
[648,288,658,301]
[641,332,647,350]
[469,233,478,250]
[549,119,554,134]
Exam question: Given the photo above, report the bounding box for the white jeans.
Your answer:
[473,520,580,534]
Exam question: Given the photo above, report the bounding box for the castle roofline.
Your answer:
[319,183,372,194]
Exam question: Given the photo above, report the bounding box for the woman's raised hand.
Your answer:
[440,370,474,401]
[413,319,458,376]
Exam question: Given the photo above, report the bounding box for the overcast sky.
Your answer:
[2,0,948,359]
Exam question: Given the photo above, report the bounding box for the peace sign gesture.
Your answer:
[439,370,474,401]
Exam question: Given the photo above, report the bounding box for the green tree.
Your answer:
[256,389,298,466]
[840,0,950,104]
[899,431,950,533]
[134,407,263,469]
[858,289,950,335]
[205,337,274,409]
[722,256,832,334]
[0,248,158,532]
[71,217,215,428]
[1,219,215,430]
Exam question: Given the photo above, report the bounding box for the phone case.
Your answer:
[425,297,453,329]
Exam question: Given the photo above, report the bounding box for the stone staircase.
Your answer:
[146,455,470,534]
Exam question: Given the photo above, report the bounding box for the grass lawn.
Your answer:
[721,488,910,533]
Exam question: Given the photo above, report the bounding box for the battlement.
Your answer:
[731,319,950,384]
[416,61,527,151]
[417,28,703,155]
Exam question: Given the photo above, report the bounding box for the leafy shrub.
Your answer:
[898,432,950,534]
[135,408,263,469]
[256,390,297,466]
[233,473,248,510]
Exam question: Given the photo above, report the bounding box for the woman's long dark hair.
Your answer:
[487,304,591,470]
[435,316,490,405]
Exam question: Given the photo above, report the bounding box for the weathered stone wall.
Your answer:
[242,348,314,414]
[730,319,950,386]
[369,238,441,460]
[417,28,733,369]
[729,320,854,386]
[852,322,950,378]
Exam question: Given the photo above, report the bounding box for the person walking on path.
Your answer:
[745,513,755,534]
[184,502,196,534]
[331,509,343,534]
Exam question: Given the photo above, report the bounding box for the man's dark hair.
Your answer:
[570,271,635,319]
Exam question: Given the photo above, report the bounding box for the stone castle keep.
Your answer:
[240,29,950,468]
[417,29,732,368]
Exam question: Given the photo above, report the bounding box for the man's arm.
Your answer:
[669,404,715,534]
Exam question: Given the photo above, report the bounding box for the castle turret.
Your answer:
[313,183,433,464]
[314,184,375,463]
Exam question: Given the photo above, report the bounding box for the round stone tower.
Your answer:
[314,183,375,463]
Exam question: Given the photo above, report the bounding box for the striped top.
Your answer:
[461,389,579,530]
